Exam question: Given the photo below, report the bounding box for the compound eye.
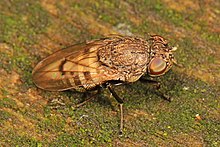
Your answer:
[149,58,167,76]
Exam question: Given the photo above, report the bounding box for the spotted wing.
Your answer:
[32,41,114,91]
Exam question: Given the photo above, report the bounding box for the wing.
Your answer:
[32,40,115,92]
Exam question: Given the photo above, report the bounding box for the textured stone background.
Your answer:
[0,0,219,146]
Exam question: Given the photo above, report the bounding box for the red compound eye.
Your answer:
[149,58,167,76]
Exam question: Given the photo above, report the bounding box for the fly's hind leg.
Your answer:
[76,87,102,108]
[139,77,171,102]
[106,83,124,136]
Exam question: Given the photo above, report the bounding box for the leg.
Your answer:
[119,103,123,136]
[139,77,171,102]
[107,84,124,104]
[107,83,124,135]
[140,77,161,89]
[76,88,102,108]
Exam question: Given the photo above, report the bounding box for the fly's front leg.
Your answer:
[139,77,171,102]
[106,83,124,136]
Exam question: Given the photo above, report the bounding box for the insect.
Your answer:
[32,35,177,134]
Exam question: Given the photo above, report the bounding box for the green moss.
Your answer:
[0,130,43,146]
[0,110,11,123]
[201,32,220,45]
[98,13,113,23]
[202,121,220,146]
[0,97,17,108]
[0,88,9,96]
[13,54,33,88]
[37,115,66,133]
[153,2,190,29]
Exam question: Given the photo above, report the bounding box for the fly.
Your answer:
[32,35,177,135]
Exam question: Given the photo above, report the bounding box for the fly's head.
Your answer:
[147,35,177,77]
